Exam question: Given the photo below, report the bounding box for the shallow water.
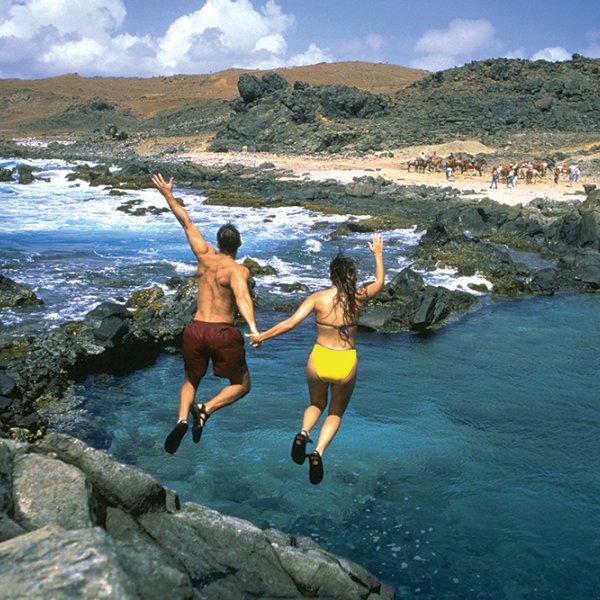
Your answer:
[3,159,600,598]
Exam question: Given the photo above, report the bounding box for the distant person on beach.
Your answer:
[490,167,499,188]
[249,235,385,485]
[570,165,580,184]
[446,166,453,181]
[152,173,259,454]
[506,169,515,188]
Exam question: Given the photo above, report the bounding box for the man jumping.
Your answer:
[152,173,259,454]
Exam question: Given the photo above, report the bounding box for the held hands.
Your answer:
[151,173,174,197]
[368,233,383,255]
[246,331,262,348]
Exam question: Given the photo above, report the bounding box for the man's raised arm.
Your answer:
[151,173,212,258]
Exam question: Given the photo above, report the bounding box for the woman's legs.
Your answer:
[301,353,357,456]
[314,365,357,456]
[301,353,329,435]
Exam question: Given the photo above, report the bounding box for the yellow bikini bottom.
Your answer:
[310,344,357,384]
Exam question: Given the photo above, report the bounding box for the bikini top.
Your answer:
[316,320,358,331]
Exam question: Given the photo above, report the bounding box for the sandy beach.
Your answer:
[182,143,596,208]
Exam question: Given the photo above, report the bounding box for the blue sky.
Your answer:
[1,0,599,79]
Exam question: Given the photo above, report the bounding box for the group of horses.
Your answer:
[407,154,487,176]
[407,154,553,183]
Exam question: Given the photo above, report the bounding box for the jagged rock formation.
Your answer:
[0,274,43,308]
[0,434,393,599]
[210,56,600,154]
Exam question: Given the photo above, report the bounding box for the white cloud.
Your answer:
[157,0,302,73]
[503,47,526,59]
[0,0,126,40]
[410,54,456,72]
[411,18,496,71]
[290,42,332,66]
[0,0,330,78]
[531,46,571,62]
[415,19,495,55]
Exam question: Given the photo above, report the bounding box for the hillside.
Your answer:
[207,56,600,157]
[0,62,427,136]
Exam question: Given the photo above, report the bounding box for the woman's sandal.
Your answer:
[291,430,311,464]
[190,403,209,444]
[309,451,324,485]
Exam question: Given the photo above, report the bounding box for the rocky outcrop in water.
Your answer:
[0,274,43,307]
[0,434,393,599]
[359,268,477,333]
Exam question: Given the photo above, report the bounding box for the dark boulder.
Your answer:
[0,275,43,308]
[547,195,600,250]
[363,267,476,333]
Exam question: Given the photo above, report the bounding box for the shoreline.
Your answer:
[181,148,595,208]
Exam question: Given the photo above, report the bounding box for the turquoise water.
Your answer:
[70,294,600,599]
[3,159,600,598]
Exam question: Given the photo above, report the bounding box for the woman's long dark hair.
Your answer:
[329,251,359,340]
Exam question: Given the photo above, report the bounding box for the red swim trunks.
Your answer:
[182,321,247,385]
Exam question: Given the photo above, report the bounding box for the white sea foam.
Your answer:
[1,158,493,333]
[419,267,493,295]
[304,239,322,253]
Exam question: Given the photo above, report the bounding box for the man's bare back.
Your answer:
[194,251,250,324]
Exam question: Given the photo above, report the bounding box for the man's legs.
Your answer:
[176,370,198,422]
[202,370,251,417]
[164,369,199,454]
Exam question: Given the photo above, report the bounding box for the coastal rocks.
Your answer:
[0,274,43,307]
[0,279,201,442]
[125,285,165,310]
[416,221,568,296]
[547,193,600,250]
[361,268,476,333]
[242,257,278,277]
[0,434,394,599]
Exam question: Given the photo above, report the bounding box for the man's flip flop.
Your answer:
[190,403,209,443]
[164,420,188,454]
[291,430,311,464]
[309,451,324,485]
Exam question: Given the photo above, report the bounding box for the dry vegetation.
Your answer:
[0,62,427,134]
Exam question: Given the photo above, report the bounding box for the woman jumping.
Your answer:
[250,234,384,484]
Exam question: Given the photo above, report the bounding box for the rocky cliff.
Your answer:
[209,56,600,155]
[0,434,393,599]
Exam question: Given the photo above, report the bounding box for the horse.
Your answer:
[407,157,427,173]
[532,161,548,177]
[462,158,487,176]
[444,157,464,172]
[524,168,540,184]
[427,156,443,173]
